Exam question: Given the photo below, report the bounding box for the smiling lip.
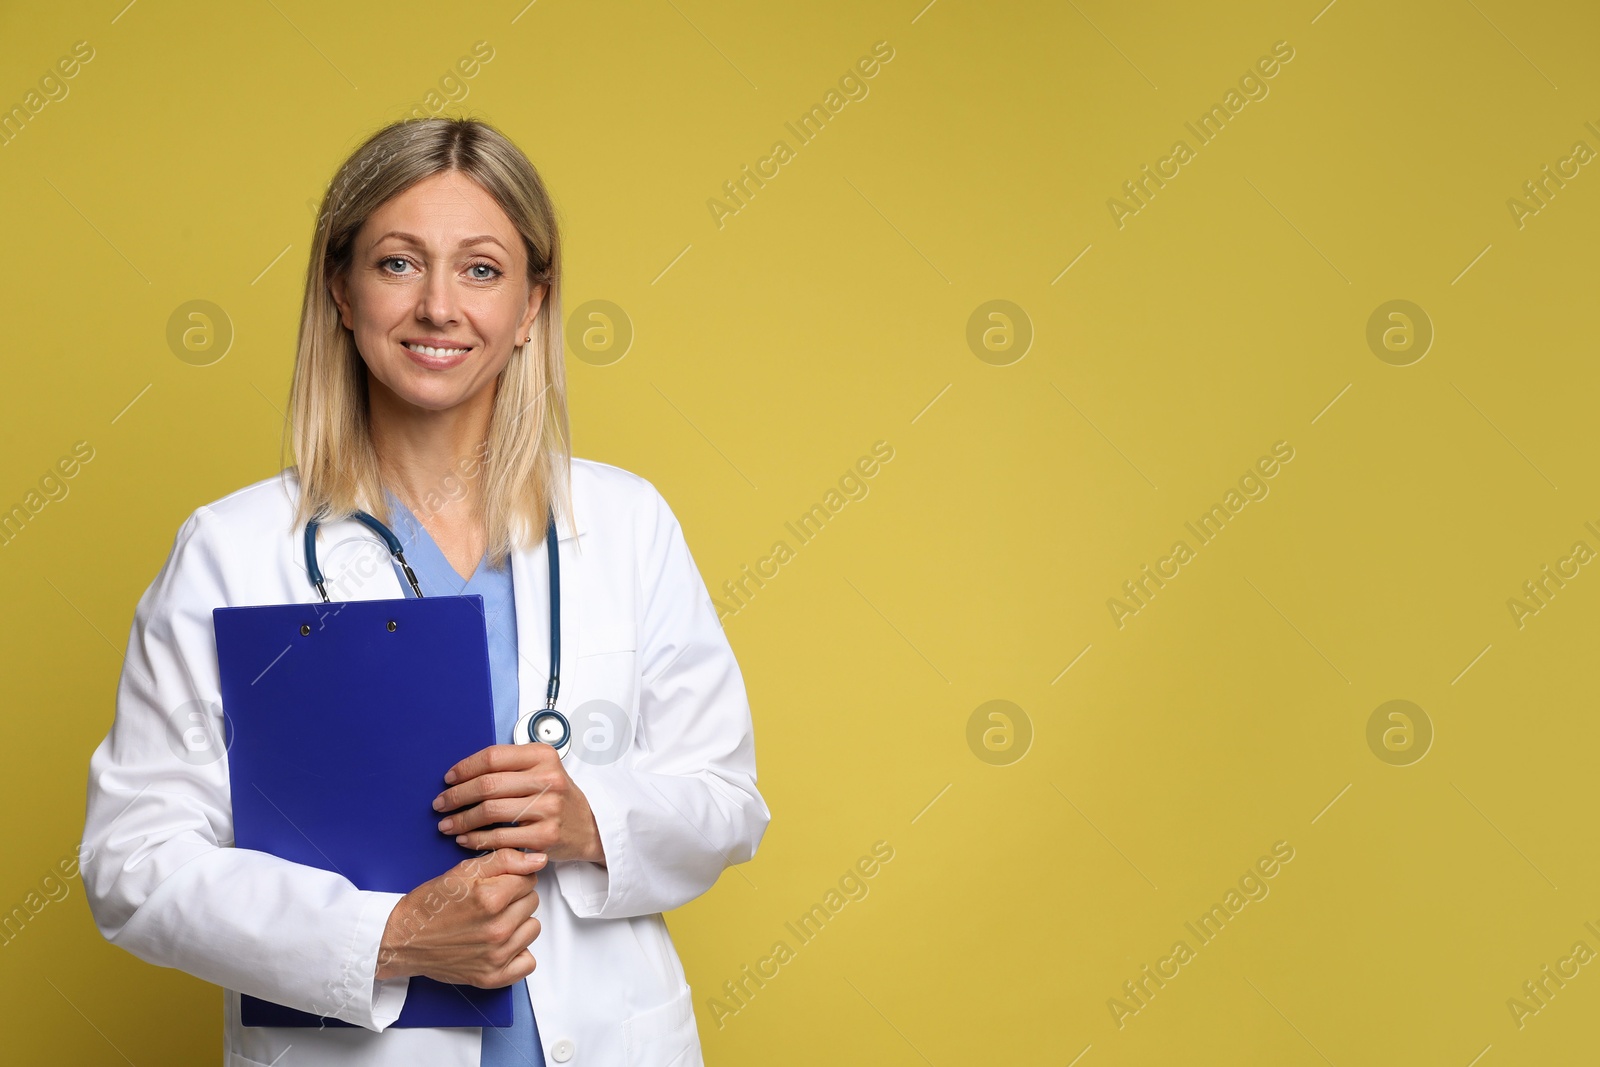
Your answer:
[399,340,474,370]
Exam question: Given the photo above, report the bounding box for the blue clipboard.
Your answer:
[213,594,513,1028]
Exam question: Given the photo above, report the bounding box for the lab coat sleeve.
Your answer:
[556,483,770,919]
[80,505,412,1031]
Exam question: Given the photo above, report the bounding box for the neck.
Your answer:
[366,373,494,523]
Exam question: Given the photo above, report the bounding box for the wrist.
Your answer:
[375,898,417,981]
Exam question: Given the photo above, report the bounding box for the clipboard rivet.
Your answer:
[300,624,311,636]
[387,620,398,632]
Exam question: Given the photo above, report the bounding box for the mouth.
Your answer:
[399,340,474,370]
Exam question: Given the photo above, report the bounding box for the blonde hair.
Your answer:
[286,115,573,568]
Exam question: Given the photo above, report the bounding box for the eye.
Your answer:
[380,256,414,275]
[467,261,503,281]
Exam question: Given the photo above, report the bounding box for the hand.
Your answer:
[376,848,546,987]
[433,743,607,865]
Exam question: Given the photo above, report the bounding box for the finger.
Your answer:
[461,847,547,879]
[441,795,553,835]
[433,767,540,814]
[501,881,541,924]
[482,877,540,927]
[494,848,548,878]
[472,946,537,989]
[454,824,558,854]
[500,913,541,956]
[494,940,539,986]
[441,743,545,789]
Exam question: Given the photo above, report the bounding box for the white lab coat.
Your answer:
[81,457,770,1067]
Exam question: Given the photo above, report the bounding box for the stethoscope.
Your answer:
[303,505,572,756]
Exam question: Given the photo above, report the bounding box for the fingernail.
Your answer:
[455,835,467,844]
[431,796,445,811]
[444,770,458,784]
[438,819,454,832]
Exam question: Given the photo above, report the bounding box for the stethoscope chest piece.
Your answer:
[514,707,572,754]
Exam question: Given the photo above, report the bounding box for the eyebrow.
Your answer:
[372,231,510,253]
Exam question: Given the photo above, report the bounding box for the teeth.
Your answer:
[404,342,471,357]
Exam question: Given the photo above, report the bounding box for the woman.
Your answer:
[80,116,769,1067]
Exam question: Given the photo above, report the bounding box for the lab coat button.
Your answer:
[551,1038,576,1062]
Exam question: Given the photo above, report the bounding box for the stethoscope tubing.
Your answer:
[303,503,571,754]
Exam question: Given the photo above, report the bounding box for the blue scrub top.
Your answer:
[384,490,546,1067]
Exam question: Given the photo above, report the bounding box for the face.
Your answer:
[329,169,544,414]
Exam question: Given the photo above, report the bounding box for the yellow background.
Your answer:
[2,0,1597,1063]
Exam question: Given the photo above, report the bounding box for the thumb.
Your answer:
[470,848,548,878]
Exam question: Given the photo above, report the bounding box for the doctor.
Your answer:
[80,116,769,1067]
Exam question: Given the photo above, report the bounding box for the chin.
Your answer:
[398,384,484,412]
[371,368,483,413]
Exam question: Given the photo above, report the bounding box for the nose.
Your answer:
[415,265,461,327]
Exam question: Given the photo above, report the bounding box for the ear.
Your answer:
[328,270,353,331]
[520,282,547,341]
